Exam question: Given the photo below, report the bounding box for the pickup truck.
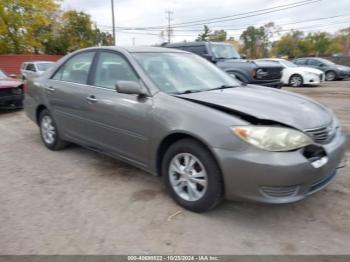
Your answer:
[165,41,283,88]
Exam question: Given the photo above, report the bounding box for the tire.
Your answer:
[325,71,337,81]
[39,109,69,150]
[289,74,303,87]
[162,138,224,212]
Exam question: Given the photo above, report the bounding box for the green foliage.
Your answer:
[196,26,227,42]
[271,30,347,58]
[0,0,59,54]
[196,25,211,41]
[240,26,266,58]
[0,1,113,54]
[209,30,227,42]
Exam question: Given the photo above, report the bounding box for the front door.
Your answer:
[83,51,153,167]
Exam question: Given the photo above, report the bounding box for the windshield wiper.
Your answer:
[210,84,237,91]
[173,89,203,95]
[216,57,239,60]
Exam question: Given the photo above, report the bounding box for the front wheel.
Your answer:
[289,74,303,87]
[325,71,337,81]
[39,109,69,150]
[162,139,224,212]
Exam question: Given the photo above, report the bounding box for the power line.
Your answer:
[100,19,350,38]
[162,0,320,28]
[99,11,350,32]
[99,0,321,30]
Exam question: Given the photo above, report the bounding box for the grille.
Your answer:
[260,185,299,198]
[305,124,336,144]
[0,88,13,96]
[256,67,282,80]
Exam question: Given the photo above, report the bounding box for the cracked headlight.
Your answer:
[232,126,313,152]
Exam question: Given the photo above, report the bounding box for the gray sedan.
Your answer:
[24,47,346,212]
[293,57,350,81]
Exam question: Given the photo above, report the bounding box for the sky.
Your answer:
[62,0,350,46]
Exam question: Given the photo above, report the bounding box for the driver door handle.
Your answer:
[86,95,98,103]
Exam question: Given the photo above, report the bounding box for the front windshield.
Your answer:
[0,70,7,79]
[37,62,53,71]
[281,60,298,68]
[210,43,240,59]
[318,58,335,65]
[133,52,240,94]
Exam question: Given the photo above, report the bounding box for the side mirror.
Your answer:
[115,81,147,96]
[241,54,247,59]
[319,64,325,67]
[9,74,17,79]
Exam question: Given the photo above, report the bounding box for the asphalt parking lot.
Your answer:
[1,80,349,255]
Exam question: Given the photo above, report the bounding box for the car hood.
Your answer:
[218,59,282,69]
[177,85,333,130]
[0,79,22,89]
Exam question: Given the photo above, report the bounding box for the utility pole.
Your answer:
[165,10,173,43]
[111,0,116,45]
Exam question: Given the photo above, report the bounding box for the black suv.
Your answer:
[165,42,283,88]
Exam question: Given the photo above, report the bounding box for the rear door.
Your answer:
[46,51,96,143]
[84,51,153,166]
[307,59,323,71]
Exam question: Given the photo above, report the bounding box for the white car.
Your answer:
[20,61,54,80]
[257,58,325,87]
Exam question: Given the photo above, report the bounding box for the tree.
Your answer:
[196,25,211,41]
[0,0,59,54]
[271,30,304,58]
[209,29,227,42]
[305,32,333,56]
[44,11,113,54]
[240,26,266,58]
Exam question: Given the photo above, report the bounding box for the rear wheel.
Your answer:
[289,74,303,87]
[162,138,224,212]
[39,109,68,150]
[325,71,337,81]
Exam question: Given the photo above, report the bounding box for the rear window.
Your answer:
[26,63,36,72]
[36,62,53,71]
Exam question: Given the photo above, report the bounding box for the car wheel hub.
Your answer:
[291,76,302,86]
[326,72,335,81]
[168,153,208,202]
[41,115,56,144]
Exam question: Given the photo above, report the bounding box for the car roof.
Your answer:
[166,41,230,47]
[78,46,187,53]
[258,58,285,61]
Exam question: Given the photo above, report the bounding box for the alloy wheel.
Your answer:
[168,153,208,202]
[41,115,56,144]
[326,71,336,81]
[290,75,302,87]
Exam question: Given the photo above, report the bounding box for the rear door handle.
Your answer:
[86,95,98,103]
[46,86,55,92]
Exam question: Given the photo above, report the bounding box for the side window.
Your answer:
[52,52,94,84]
[295,59,306,65]
[308,59,321,66]
[26,64,36,72]
[192,45,208,55]
[93,52,139,89]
